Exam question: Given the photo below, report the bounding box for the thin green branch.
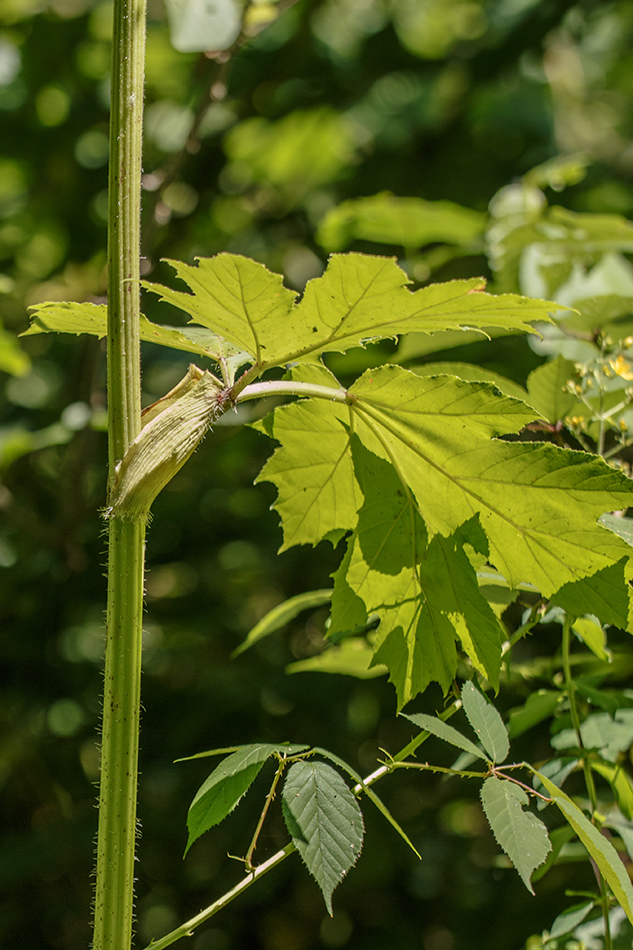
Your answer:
[144,843,297,950]
[562,617,612,950]
[235,379,350,404]
[244,762,285,870]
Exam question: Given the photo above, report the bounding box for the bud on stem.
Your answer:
[106,364,224,521]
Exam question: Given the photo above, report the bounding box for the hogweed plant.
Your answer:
[20,0,633,948]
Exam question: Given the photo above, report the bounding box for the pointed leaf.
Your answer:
[508,690,564,739]
[286,638,386,679]
[144,254,298,364]
[316,192,485,252]
[600,514,633,547]
[590,760,633,821]
[186,743,304,853]
[549,901,595,939]
[480,776,552,892]
[402,712,486,761]
[232,589,332,657]
[282,761,364,914]
[311,747,420,859]
[461,681,509,763]
[552,559,631,631]
[535,770,633,924]
[24,299,242,362]
[571,616,611,662]
[333,442,503,705]
[411,361,530,404]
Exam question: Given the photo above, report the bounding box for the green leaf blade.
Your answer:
[536,770,633,924]
[461,681,509,764]
[282,761,364,914]
[186,744,295,853]
[232,589,332,656]
[480,776,551,893]
[402,712,486,761]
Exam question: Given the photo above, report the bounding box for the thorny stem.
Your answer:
[244,762,285,870]
[93,0,146,943]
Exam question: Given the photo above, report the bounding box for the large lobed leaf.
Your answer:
[143,252,560,369]
[256,363,633,702]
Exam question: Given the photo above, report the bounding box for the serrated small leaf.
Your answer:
[536,770,633,924]
[462,681,509,763]
[186,744,302,853]
[402,712,486,761]
[480,776,551,892]
[311,747,420,859]
[232,589,332,657]
[282,761,364,914]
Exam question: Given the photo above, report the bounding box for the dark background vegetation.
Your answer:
[3,1,633,947]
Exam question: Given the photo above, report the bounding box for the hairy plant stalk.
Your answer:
[93,0,146,943]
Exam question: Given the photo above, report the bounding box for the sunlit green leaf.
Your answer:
[525,356,578,423]
[316,192,485,252]
[571,615,611,662]
[145,252,560,370]
[23,299,241,363]
[286,638,386,679]
[591,759,633,821]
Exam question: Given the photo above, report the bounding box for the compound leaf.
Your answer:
[282,760,364,914]
[480,776,551,893]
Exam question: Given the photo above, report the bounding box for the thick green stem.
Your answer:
[95,520,146,949]
[93,0,146,943]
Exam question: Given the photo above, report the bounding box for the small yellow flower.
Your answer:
[610,355,633,380]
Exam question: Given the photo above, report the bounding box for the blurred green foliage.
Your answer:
[5,1,633,948]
